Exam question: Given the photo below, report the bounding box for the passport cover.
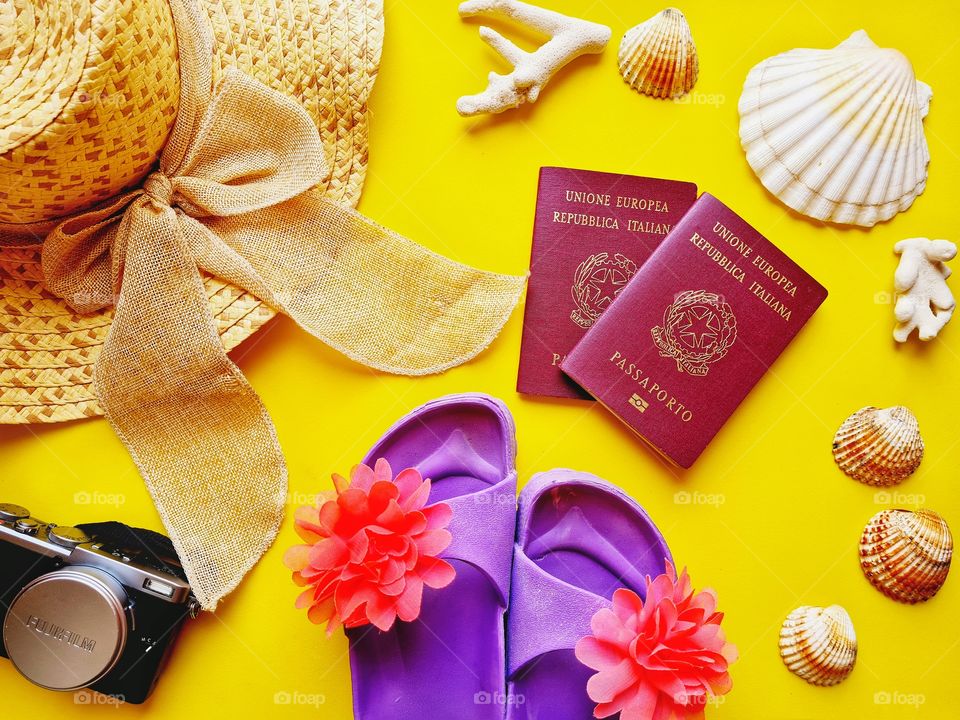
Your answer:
[517,167,697,399]
[561,193,828,467]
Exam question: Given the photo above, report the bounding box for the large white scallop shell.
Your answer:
[738,30,931,227]
[618,8,698,98]
[779,605,857,686]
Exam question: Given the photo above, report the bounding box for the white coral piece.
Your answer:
[457,0,611,116]
[892,238,957,342]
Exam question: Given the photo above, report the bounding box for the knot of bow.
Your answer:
[42,69,327,316]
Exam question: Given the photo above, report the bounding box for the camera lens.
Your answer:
[2,567,128,691]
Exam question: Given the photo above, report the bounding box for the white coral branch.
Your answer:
[457,0,611,116]
[892,238,957,342]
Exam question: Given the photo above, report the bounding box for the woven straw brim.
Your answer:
[0,245,275,423]
[0,0,383,424]
[201,0,383,206]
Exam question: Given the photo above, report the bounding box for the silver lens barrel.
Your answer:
[2,566,129,691]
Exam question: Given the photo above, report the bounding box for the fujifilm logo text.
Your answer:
[609,351,693,422]
[26,615,97,653]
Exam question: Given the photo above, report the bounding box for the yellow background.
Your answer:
[2,0,959,717]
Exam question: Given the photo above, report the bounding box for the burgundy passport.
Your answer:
[562,193,828,467]
[517,167,697,398]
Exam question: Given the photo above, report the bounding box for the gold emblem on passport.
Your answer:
[651,290,737,376]
[570,252,638,328]
[629,394,649,412]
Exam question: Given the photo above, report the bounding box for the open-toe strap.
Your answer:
[507,549,608,674]
[444,473,517,605]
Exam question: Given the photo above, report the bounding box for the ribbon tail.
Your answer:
[202,191,528,375]
[95,201,286,610]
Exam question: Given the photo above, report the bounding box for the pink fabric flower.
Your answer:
[283,458,455,633]
[574,562,737,720]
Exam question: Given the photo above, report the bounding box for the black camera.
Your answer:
[0,503,198,704]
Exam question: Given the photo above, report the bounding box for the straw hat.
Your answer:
[0,0,525,610]
[0,0,382,423]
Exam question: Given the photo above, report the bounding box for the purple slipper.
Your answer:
[348,393,517,720]
[506,470,672,720]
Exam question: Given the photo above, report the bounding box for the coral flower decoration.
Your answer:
[283,459,456,633]
[574,562,737,720]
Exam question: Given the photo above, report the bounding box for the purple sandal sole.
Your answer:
[506,469,672,720]
[348,393,518,720]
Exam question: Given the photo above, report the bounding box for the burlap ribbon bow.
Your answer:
[38,7,524,609]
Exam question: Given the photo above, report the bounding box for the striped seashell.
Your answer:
[738,30,930,226]
[832,406,923,486]
[618,8,698,99]
[860,509,952,603]
[779,605,857,686]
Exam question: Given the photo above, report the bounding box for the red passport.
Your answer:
[517,167,697,399]
[561,193,828,467]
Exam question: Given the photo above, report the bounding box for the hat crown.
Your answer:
[0,0,180,225]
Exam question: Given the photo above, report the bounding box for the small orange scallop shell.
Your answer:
[779,605,857,686]
[860,508,952,603]
[618,8,698,99]
[832,406,923,486]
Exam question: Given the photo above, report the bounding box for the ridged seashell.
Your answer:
[739,30,931,227]
[860,509,952,603]
[618,8,698,98]
[779,605,857,686]
[832,406,923,486]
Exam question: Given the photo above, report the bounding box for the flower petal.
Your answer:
[350,463,376,492]
[396,576,424,622]
[294,506,325,543]
[418,556,456,588]
[325,612,344,637]
[373,458,393,484]
[604,681,658,720]
[612,588,644,623]
[309,536,348,570]
[283,544,311,571]
[422,502,453,530]
[295,587,317,609]
[576,636,624,670]
[337,488,369,517]
[366,592,398,631]
[336,581,379,621]
[318,501,341,534]
[394,467,423,503]
[402,510,428,536]
[381,575,407,597]
[375,497,405,528]
[590,608,626,643]
[416,529,452,557]
[332,472,350,495]
[586,658,640,703]
[306,596,336,625]
[347,530,370,564]
[380,558,407,584]
[401,477,433,512]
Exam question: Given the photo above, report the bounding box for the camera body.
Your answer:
[0,503,197,704]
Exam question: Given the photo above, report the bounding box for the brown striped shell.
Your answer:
[779,605,857,686]
[860,509,952,603]
[832,406,923,486]
[617,8,698,99]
